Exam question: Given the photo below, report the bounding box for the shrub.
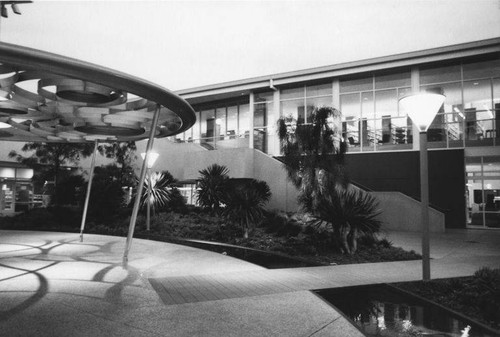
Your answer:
[261,211,302,237]
[222,179,271,238]
[140,170,180,213]
[88,165,126,223]
[197,164,229,213]
[307,187,382,255]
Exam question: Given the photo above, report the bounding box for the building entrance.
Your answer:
[466,156,500,228]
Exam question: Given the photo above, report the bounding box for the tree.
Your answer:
[222,179,271,238]
[88,165,126,222]
[277,106,380,254]
[140,170,179,214]
[306,186,381,254]
[277,106,347,208]
[197,164,229,213]
[9,143,94,205]
[97,141,137,187]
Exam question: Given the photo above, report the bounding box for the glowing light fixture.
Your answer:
[399,93,445,132]
[141,151,159,169]
[399,92,445,281]
[1,4,7,18]
[0,1,31,18]
[11,3,21,14]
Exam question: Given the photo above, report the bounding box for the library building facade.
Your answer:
[144,38,500,230]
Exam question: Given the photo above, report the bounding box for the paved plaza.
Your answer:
[0,229,499,336]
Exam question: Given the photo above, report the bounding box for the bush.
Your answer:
[88,165,126,223]
[222,179,271,238]
[0,206,81,231]
[260,211,303,237]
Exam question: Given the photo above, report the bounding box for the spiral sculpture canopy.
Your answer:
[0,42,196,142]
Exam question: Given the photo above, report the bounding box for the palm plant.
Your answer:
[197,164,229,213]
[222,179,271,238]
[140,170,178,214]
[307,186,381,254]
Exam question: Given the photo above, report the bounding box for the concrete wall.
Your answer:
[136,139,300,212]
[373,191,445,232]
[253,150,299,212]
[346,149,466,228]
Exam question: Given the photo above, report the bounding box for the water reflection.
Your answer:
[315,285,497,337]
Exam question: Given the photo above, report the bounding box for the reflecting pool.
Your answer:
[315,284,499,337]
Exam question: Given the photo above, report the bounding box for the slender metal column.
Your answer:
[146,170,152,231]
[419,131,431,281]
[79,139,98,242]
[123,105,160,267]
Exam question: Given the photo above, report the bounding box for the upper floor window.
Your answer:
[280,83,332,124]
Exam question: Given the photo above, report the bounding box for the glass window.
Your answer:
[281,87,304,100]
[362,119,376,149]
[227,106,238,137]
[306,83,331,97]
[174,132,183,142]
[391,116,413,145]
[343,117,359,146]
[375,89,398,118]
[397,87,412,114]
[191,111,200,140]
[0,167,15,178]
[420,64,461,84]
[16,168,33,179]
[361,92,374,119]
[340,76,373,93]
[375,70,411,89]
[307,96,333,114]
[398,87,412,98]
[421,82,462,114]
[494,78,500,109]
[340,93,360,119]
[200,109,215,140]
[463,58,500,80]
[216,107,226,139]
[239,104,250,137]
[464,79,492,111]
[183,128,192,142]
[254,103,267,127]
[281,99,304,122]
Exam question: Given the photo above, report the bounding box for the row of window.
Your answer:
[173,56,500,153]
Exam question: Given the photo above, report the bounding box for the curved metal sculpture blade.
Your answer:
[0,42,196,142]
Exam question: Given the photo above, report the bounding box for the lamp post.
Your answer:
[140,151,159,231]
[399,92,445,281]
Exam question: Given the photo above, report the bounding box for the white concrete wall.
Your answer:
[372,191,445,232]
[253,150,299,212]
[137,139,300,212]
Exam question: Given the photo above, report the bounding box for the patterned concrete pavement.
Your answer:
[1,229,499,336]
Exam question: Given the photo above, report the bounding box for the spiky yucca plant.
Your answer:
[140,170,178,213]
[222,179,271,238]
[307,187,381,254]
[197,164,229,213]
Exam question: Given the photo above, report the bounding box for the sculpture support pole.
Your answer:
[79,139,98,242]
[123,105,160,267]
[146,171,152,231]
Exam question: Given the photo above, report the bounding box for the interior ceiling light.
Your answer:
[11,3,20,14]
[0,1,31,17]
[1,4,7,18]
[0,42,196,142]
